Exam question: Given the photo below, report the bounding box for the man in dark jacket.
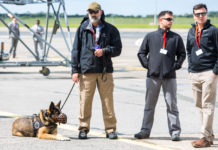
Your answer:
[135,11,186,141]
[71,2,122,140]
[187,4,218,148]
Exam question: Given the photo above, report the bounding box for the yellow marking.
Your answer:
[59,124,179,150]
[125,66,146,71]
[118,138,179,150]
[113,66,146,71]
[0,110,21,118]
[1,110,179,150]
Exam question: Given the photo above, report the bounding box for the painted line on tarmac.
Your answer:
[114,66,146,71]
[0,110,178,150]
[50,124,180,150]
[0,110,21,118]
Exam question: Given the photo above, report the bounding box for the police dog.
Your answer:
[12,101,70,141]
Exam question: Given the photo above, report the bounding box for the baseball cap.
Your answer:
[88,2,101,11]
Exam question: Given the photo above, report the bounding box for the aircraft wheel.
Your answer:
[40,67,50,76]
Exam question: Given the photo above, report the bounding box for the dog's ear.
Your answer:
[56,100,61,109]
[49,101,55,111]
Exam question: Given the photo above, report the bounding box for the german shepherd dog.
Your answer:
[12,101,70,141]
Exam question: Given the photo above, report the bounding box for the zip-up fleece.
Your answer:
[186,20,218,74]
[138,27,186,78]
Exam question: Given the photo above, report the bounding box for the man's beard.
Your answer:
[164,24,172,30]
[89,14,101,23]
[166,26,171,30]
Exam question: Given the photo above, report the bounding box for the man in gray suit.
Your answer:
[8,17,20,58]
[31,20,44,60]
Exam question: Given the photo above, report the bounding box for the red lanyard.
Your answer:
[163,31,166,49]
[195,25,202,48]
[92,28,97,45]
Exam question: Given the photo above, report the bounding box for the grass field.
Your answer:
[0,16,218,28]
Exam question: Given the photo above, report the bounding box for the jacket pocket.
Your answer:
[88,55,95,66]
[173,62,181,70]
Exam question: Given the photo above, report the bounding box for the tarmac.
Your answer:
[1,102,218,150]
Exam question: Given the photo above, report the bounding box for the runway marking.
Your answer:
[0,110,179,150]
[114,66,146,71]
[0,110,21,118]
[125,66,146,71]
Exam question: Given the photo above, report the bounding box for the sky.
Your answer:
[0,0,217,16]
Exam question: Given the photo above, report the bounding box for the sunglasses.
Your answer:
[194,12,207,17]
[88,10,99,14]
[162,18,173,21]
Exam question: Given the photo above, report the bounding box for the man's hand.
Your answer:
[72,73,79,83]
[94,49,103,57]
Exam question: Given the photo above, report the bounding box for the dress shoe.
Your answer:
[134,131,150,139]
[106,132,118,139]
[192,137,214,145]
[192,137,211,148]
[78,130,88,139]
[193,140,213,145]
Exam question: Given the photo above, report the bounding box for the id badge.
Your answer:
[196,49,203,56]
[160,48,168,55]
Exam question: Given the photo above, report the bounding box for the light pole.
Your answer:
[154,0,157,25]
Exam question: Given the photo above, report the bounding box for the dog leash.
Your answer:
[60,83,75,111]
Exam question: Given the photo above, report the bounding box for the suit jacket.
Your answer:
[8,21,20,38]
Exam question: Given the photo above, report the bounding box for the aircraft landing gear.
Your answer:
[39,66,50,76]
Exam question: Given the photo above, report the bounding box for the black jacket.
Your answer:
[138,27,186,78]
[186,20,218,74]
[71,12,122,74]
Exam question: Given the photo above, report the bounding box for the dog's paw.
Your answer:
[56,134,70,141]
[61,137,70,141]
